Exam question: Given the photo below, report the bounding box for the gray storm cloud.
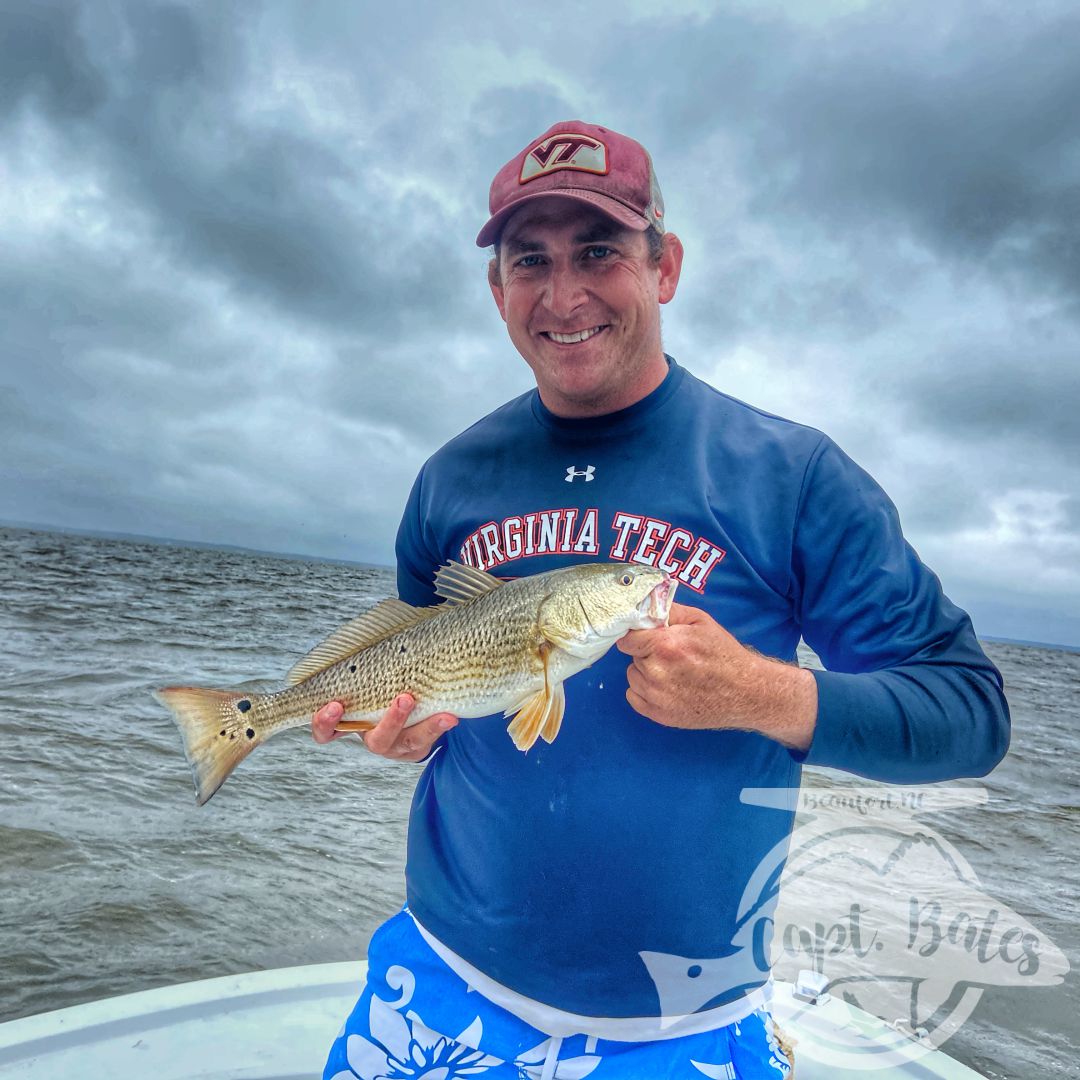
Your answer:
[1,0,1077,643]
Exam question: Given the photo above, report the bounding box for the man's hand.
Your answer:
[311,694,458,762]
[616,602,817,751]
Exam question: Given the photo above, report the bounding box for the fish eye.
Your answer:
[619,573,634,586]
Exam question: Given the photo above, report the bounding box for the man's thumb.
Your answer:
[666,602,704,626]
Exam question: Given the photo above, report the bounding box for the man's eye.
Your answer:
[516,254,544,268]
[584,245,614,260]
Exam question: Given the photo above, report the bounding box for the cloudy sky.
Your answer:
[2,0,1078,645]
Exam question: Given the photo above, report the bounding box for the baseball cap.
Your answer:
[475,120,666,248]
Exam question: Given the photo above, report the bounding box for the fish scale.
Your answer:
[156,561,675,804]
[299,594,544,723]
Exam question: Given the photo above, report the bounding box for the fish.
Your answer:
[156,560,676,805]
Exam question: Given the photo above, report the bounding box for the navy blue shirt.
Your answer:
[395,357,1010,1017]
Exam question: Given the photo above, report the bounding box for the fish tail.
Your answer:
[155,686,265,806]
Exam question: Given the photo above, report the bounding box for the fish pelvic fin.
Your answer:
[155,687,264,806]
[505,644,566,751]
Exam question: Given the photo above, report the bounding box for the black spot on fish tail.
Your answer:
[245,728,255,739]
[399,644,406,654]
[237,699,252,712]
[349,664,356,672]
[219,730,226,737]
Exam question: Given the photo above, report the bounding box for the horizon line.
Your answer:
[3,518,1078,654]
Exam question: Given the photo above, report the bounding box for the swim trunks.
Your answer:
[324,909,794,1080]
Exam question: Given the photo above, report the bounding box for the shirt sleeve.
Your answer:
[394,464,450,760]
[395,464,441,607]
[790,437,1011,782]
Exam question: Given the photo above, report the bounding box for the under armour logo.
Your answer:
[565,465,595,483]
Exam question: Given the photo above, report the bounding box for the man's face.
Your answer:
[489,198,683,418]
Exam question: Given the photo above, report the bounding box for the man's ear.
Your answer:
[657,233,684,305]
[488,258,507,322]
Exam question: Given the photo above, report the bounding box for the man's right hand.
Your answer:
[311,694,458,762]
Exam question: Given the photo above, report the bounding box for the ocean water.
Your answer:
[0,526,1075,1078]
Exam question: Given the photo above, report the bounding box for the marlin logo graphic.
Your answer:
[642,785,1070,1064]
[565,465,595,483]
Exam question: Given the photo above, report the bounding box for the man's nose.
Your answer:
[541,264,588,317]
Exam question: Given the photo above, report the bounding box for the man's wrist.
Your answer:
[743,655,818,751]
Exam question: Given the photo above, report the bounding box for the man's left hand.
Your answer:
[616,602,817,751]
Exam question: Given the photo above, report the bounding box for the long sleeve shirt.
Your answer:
[393,356,1010,1019]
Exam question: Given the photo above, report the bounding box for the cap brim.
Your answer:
[476,189,649,248]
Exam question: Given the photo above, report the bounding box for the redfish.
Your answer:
[157,561,675,804]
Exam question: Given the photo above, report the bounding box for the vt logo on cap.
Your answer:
[520,135,608,183]
[475,120,666,248]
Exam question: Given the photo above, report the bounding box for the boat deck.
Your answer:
[0,963,985,1078]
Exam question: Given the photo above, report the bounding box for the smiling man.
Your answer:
[318,121,1010,1080]
[490,201,681,418]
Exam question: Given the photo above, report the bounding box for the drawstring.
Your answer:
[539,1035,564,1080]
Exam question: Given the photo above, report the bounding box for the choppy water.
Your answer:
[0,526,1075,1078]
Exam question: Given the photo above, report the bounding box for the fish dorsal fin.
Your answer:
[286,599,443,685]
[434,561,503,605]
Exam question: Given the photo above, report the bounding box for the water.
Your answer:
[0,526,1075,1078]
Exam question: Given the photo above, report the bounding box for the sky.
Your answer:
[2,0,1078,646]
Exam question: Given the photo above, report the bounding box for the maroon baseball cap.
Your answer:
[475,120,666,248]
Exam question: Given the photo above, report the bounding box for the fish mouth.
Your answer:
[641,574,677,625]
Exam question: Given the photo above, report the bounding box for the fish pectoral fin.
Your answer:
[539,681,566,744]
[505,643,566,751]
[286,599,443,685]
[433,561,504,605]
[506,686,560,751]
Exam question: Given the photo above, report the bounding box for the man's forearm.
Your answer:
[740,655,818,752]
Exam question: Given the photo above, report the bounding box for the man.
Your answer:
[317,121,1010,1079]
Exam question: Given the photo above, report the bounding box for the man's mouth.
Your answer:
[541,325,607,345]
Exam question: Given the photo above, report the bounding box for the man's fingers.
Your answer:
[626,686,655,720]
[392,713,459,761]
[666,602,707,626]
[617,606,706,655]
[363,694,416,756]
[617,628,659,657]
[315,693,459,761]
[419,712,459,745]
[626,660,648,698]
[626,661,668,707]
[312,700,345,744]
[617,605,707,658]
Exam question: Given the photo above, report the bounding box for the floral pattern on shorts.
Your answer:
[324,910,792,1080]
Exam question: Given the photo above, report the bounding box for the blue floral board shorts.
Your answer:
[324,909,794,1080]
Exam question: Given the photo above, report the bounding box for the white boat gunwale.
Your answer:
[0,962,987,1079]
